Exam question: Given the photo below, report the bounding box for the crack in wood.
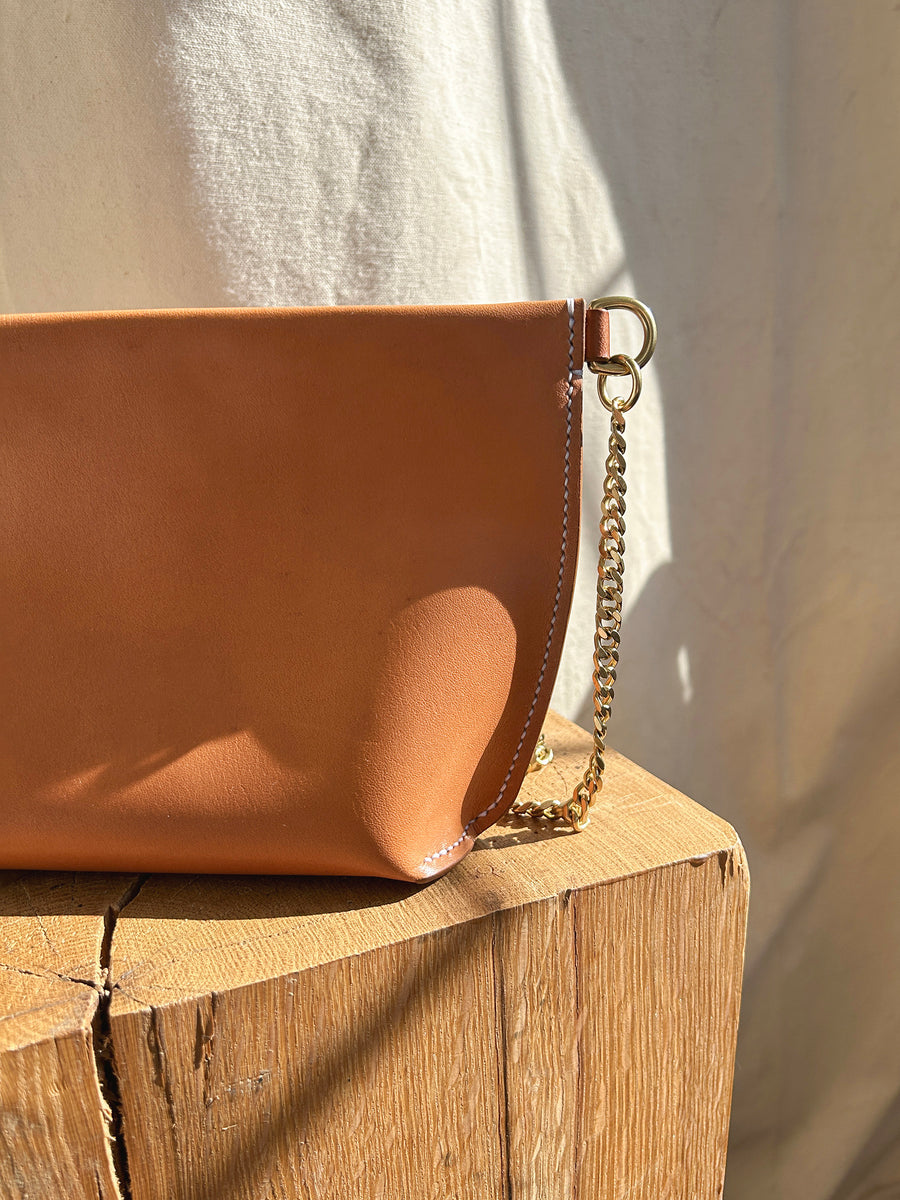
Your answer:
[0,959,97,989]
[147,1004,183,1166]
[14,876,59,956]
[90,873,149,1200]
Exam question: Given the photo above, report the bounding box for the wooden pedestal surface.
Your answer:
[0,711,749,1200]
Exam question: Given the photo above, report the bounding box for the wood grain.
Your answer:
[0,871,141,1200]
[103,711,750,1200]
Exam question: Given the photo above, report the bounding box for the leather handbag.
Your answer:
[0,294,655,882]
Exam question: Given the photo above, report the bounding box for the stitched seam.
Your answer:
[419,299,576,869]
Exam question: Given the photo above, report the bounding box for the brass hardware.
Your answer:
[526,732,554,773]
[597,352,641,412]
[562,397,628,830]
[516,732,565,819]
[586,295,656,376]
[512,295,657,832]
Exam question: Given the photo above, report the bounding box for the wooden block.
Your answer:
[0,872,141,1200]
[106,712,749,1199]
[0,712,750,1199]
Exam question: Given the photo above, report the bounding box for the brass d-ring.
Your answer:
[588,295,657,376]
[598,353,641,412]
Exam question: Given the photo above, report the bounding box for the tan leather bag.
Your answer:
[0,296,649,882]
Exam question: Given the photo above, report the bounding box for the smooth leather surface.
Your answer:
[584,306,610,363]
[0,299,584,881]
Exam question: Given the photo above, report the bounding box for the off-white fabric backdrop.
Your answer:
[3,3,899,1197]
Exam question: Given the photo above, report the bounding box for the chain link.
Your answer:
[511,403,629,829]
[511,298,655,831]
[563,402,627,829]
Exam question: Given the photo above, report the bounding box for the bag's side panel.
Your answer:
[0,299,583,881]
[413,298,584,877]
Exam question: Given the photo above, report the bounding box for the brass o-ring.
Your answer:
[587,295,657,376]
[597,353,642,412]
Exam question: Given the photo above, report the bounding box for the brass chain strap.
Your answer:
[512,296,657,831]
